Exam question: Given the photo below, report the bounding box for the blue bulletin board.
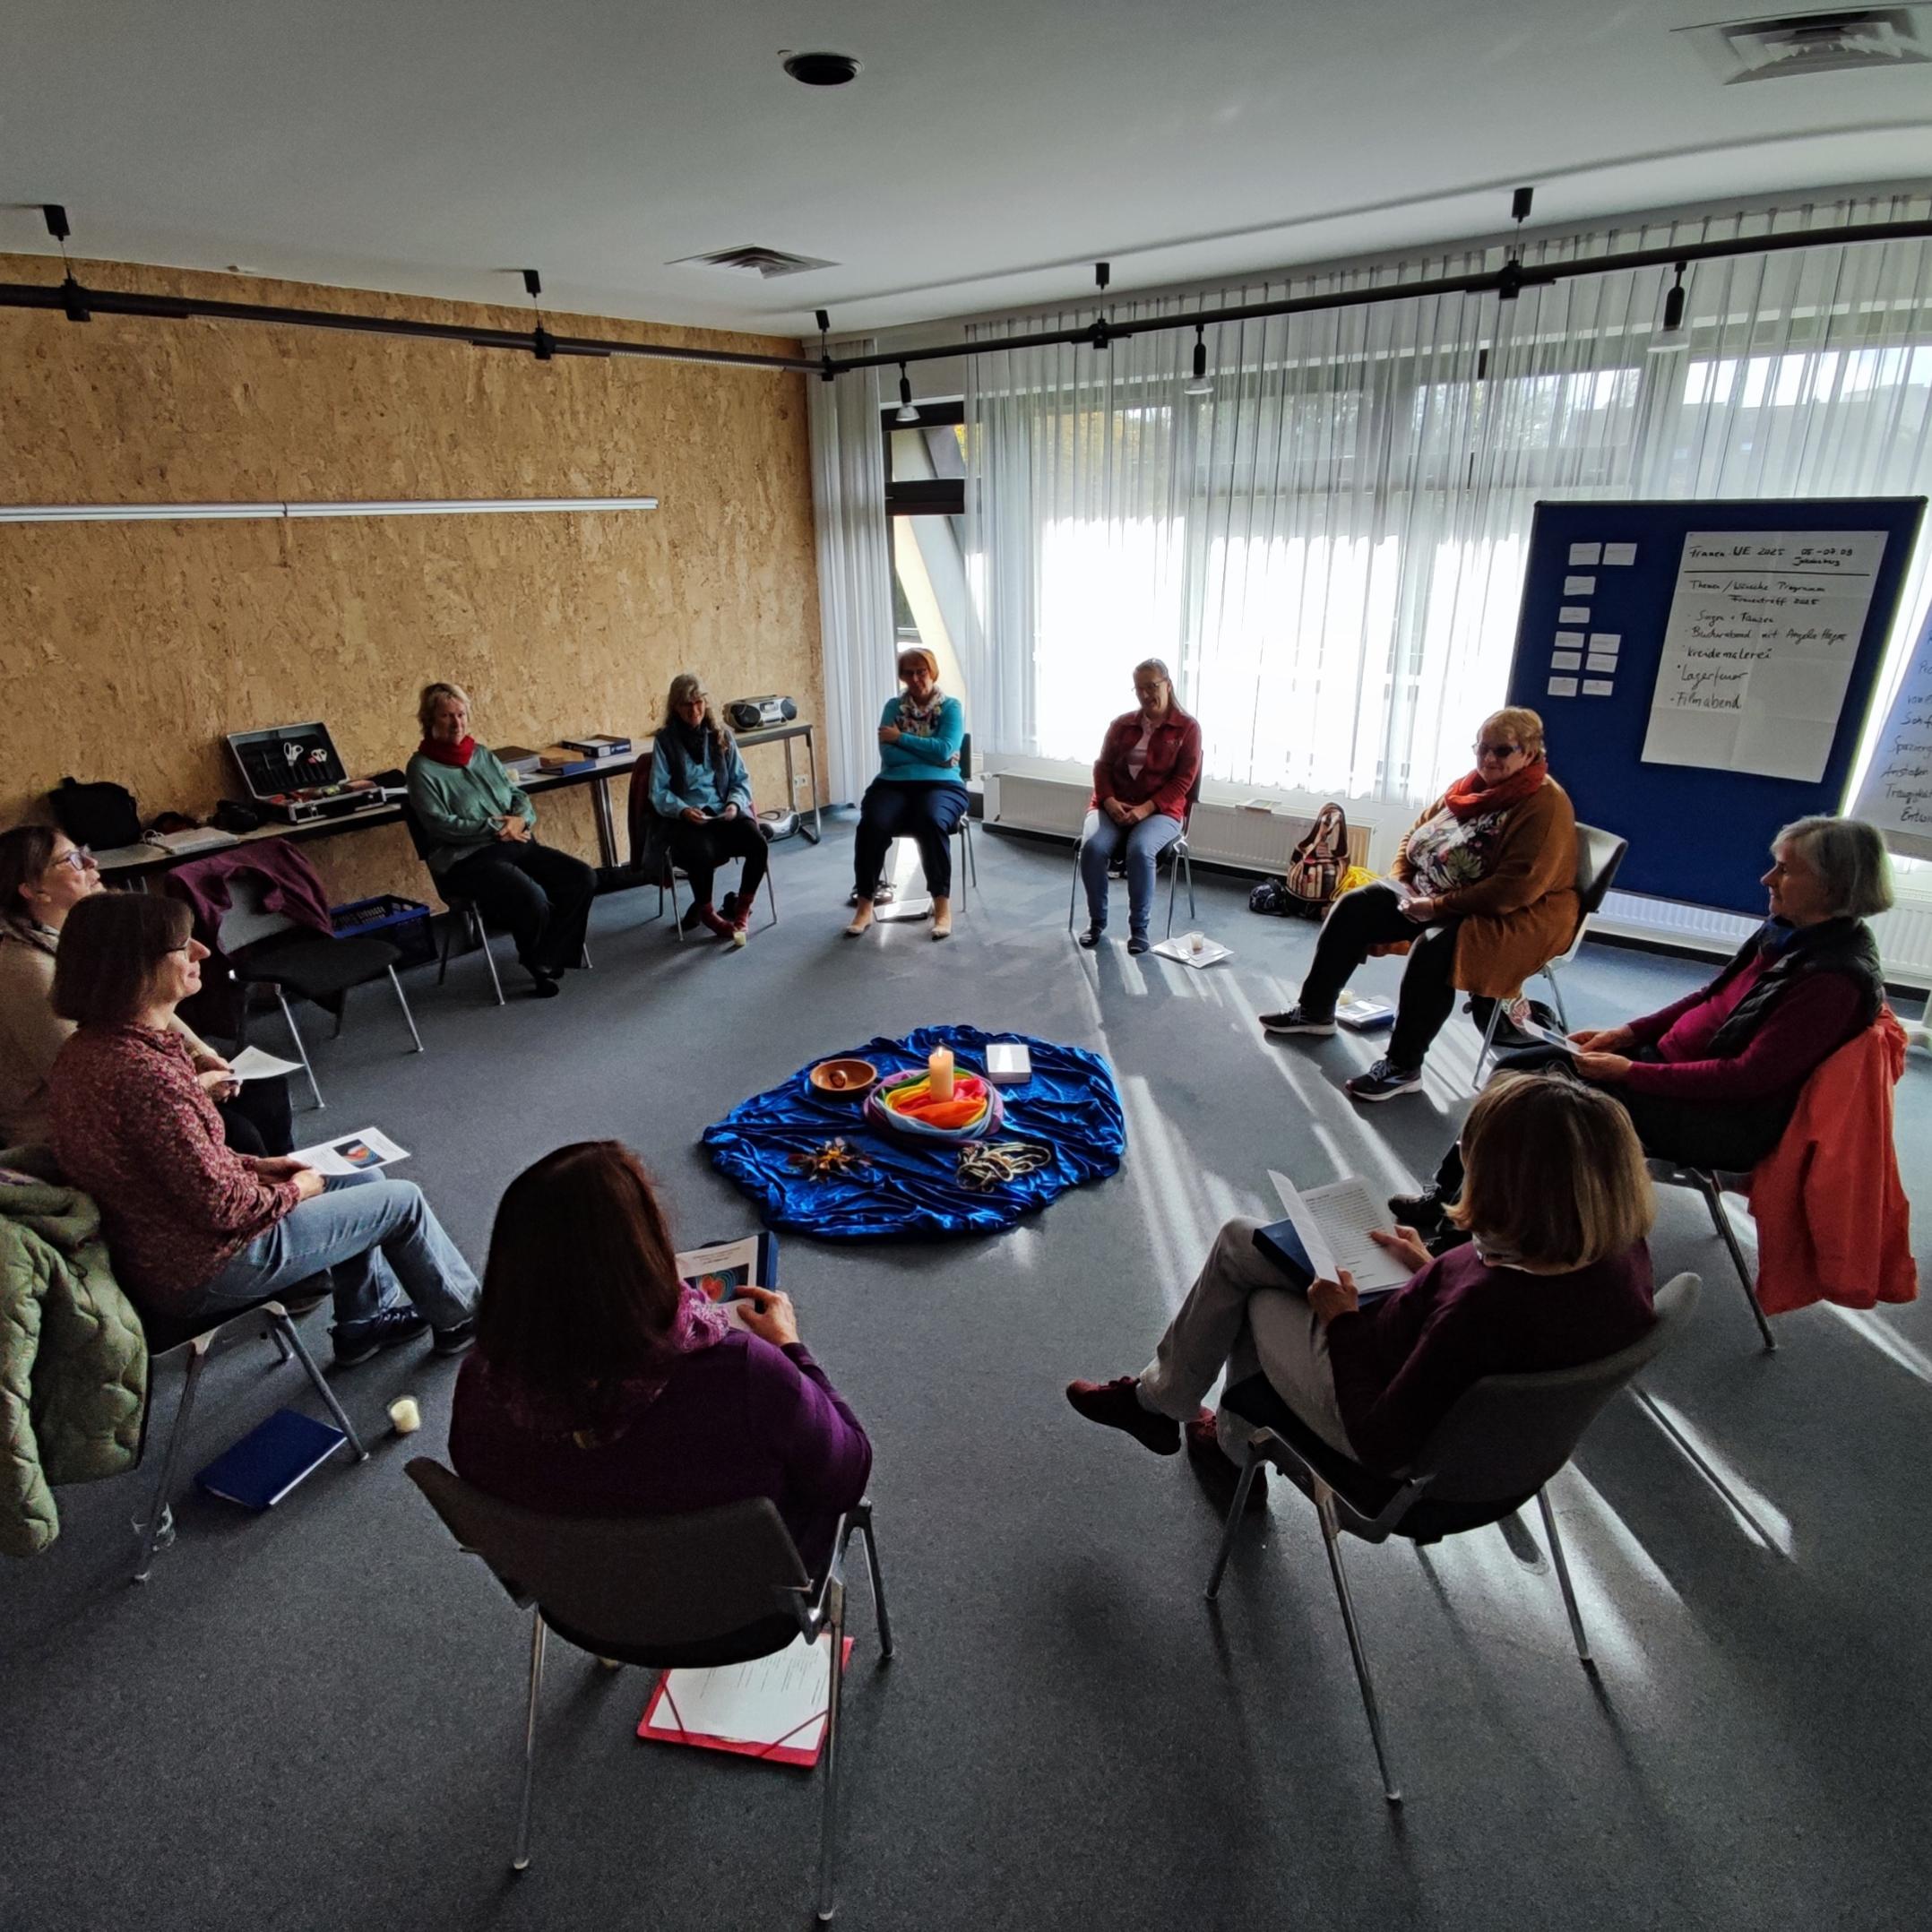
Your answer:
[1505,497,1926,915]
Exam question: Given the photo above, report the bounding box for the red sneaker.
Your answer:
[1065,1376,1186,1455]
[1185,1413,1268,1512]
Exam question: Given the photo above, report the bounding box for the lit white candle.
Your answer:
[388,1395,422,1436]
[927,1047,955,1101]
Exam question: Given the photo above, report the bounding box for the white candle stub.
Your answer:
[388,1395,422,1436]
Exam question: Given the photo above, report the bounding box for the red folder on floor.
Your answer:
[637,1634,853,1768]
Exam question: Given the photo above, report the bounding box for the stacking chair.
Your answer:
[401,801,507,1005]
[406,1462,892,1921]
[1471,823,1627,1087]
[1204,1272,1699,1803]
[1648,1164,1777,1350]
[220,874,423,1108]
[1065,766,1201,940]
[131,1296,369,1582]
[621,751,779,943]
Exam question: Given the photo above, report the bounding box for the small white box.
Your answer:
[986,1043,1032,1085]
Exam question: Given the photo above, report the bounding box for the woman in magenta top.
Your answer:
[1066,1074,1655,1496]
[449,1142,871,1573]
[1394,815,1892,1235]
[1077,658,1203,954]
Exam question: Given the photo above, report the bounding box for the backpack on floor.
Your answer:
[1277,803,1350,919]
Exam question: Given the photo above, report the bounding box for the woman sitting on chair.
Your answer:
[48,893,479,1366]
[1077,659,1202,955]
[0,824,292,1156]
[1394,815,1892,1238]
[1260,707,1578,1104]
[844,648,968,942]
[449,1142,871,1572]
[405,681,596,999]
[1066,1073,1655,1499]
[648,673,767,948]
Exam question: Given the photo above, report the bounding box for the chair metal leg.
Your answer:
[387,967,425,1053]
[1067,837,1083,934]
[1535,1488,1594,1670]
[1315,1486,1402,1804]
[1542,960,1569,1033]
[580,943,592,970]
[1693,1170,1776,1351]
[266,1320,294,1363]
[964,816,978,889]
[513,1611,546,1873]
[815,1581,848,1922]
[470,909,506,1006]
[436,912,455,986]
[134,1340,212,1583]
[668,867,684,944]
[1184,844,1195,919]
[1471,998,1506,1091]
[1203,1445,1265,1599]
[851,1504,894,1658]
[272,1312,370,1461]
[1167,842,1179,937]
[276,991,324,1108]
[332,992,348,1039]
[764,860,780,928]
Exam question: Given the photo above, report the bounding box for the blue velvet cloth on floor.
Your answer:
[702,1025,1126,1238]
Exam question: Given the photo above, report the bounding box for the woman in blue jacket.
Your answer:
[845,648,968,940]
[649,675,767,946]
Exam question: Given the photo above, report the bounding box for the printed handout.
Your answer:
[291,1126,410,1177]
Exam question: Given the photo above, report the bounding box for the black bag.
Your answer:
[48,776,142,850]
[1248,877,1296,917]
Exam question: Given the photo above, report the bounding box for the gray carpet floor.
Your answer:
[4,817,1928,1931]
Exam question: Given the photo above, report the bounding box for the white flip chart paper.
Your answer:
[1850,599,1932,860]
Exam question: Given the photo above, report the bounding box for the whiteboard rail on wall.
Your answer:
[0,497,659,523]
[1506,497,1927,919]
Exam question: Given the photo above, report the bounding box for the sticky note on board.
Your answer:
[1547,676,1579,697]
[1552,651,1583,670]
[1588,633,1621,651]
[1555,631,1585,649]
[1586,652,1617,672]
[1558,605,1591,623]
[1564,575,1596,596]
[1602,542,1637,566]
[1583,679,1614,696]
[1568,542,1602,565]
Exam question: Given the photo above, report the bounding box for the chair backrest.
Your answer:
[958,732,973,782]
[1573,823,1627,919]
[407,1458,811,1649]
[1409,1272,1699,1503]
[397,798,436,866]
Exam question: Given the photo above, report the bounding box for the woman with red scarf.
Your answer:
[405,682,596,998]
[1259,708,1578,1101]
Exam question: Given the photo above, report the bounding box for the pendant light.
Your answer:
[1183,323,1213,396]
[894,362,920,423]
[1648,262,1690,354]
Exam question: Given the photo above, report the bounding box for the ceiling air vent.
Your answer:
[1680,6,1932,81]
[668,245,837,279]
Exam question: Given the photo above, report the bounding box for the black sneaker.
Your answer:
[1260,1005,1337,1037]
[430,1316,478,1358]
[1126,935,1150,955]
[1345,1057,1424,1102]
[332,1306,431,1367]
[1388,1186,1450,1237]
[527,972,561,999]
[1077,925,1105,949]
[680,900,708,933]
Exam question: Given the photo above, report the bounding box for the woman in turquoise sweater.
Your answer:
[648,673,767,946]
[844,648,968,940]
[405,682,596,998]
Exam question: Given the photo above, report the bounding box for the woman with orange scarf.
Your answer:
[1259,708,1578,1102]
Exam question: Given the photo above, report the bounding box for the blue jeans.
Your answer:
[1080,809,1183,939]
[188,1174,479,1331]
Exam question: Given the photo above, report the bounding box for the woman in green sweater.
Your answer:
[405,683,596,998]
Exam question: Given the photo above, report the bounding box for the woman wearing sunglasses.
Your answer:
[0,824,292,1154]
[1258,708,1578,1102]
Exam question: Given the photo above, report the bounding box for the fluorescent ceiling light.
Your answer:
[0,496,660,524]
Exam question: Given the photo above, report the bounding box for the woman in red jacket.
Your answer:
[1065,1073,1655,1500]
[1078,659,1203,954]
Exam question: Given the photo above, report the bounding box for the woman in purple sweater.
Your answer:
[1065,1074,1655,1495]
[449,1143,871,1572]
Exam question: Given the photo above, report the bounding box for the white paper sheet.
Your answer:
[1602,541,1638,566]
[1150,932,1230,968]
[648,1632,837,1751]
[1568,542,1602,565]
[1583,679,1615,696]
[229,1046,302,1082]
[1558,605,1591,624]
[1586,653,1618,673]
[1564,575,1596,597]
[1588,633,1621,652]
[1551,651,1583,671]
[1548,676,1580,697]
[291,1126,410,1176]
[1268,1173,1411,1292]
[1555,630,1585,648]
[1850,598,1932,860]
[1641,530,1886,781]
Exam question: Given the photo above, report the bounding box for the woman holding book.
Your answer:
[843,647,969,941]
[449,1141,872,1572]
[0,824,292,1155]
[1393,815,1893,1237]
[1065,1074,1654,1500]
[647,673,767,947]
[47,893,479,1365]
[1259,707,1578,1102]
[405,681,596,998]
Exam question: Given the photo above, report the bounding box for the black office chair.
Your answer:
[1065,766,1201,940]
[1647,1163,1777,1350]
[408,1462,893,1920]
[1204,1272,1699,1802]
[399,801,510,1005]
[619,752,779,943]
[131,1295,369,1582]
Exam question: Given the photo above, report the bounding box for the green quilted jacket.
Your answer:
[1,1146,147,1557]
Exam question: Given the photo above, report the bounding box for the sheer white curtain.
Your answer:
[809,349,893,806]
[965,191,1932,807]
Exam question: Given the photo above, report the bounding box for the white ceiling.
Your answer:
[3,0,1929,342]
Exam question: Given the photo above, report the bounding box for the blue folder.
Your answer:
[195,1408,348,1511]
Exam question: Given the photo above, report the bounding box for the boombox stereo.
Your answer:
[726,694,798,730]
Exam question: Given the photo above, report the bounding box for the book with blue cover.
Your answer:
[195,1408,348,1511]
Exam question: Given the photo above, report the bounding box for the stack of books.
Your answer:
[493,744,544,777]
[540,735,634,773]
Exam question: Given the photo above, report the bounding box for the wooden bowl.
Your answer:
[809,1057,878,1100]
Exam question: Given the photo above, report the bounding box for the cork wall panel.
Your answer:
[0,257,823,904]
